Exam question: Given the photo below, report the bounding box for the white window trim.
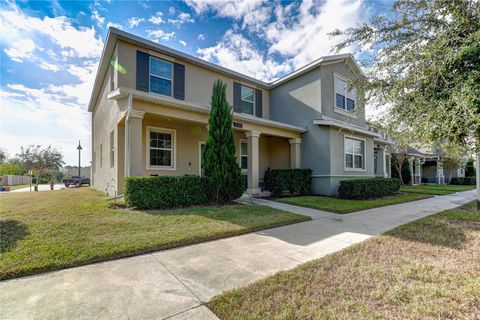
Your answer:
[199,141,205,176]
[344,134,366,172]
[146,126,177,171]
[333,72,357,119]
[240,85,256,116]
[239,139,248,174]
[149,56,173,97]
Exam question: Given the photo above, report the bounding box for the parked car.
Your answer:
[62,176,90,187]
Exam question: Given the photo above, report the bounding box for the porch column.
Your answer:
[125,110,145,177]
[376,146,386,178]
[436,159,444,184]
[408,158,414,185]
[414,159,422,185]
[288,138,302,169]
[245,130,260,195]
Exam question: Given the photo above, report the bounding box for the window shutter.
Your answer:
[136,51,149,92]
[173,63,185,100]
[233,82,241,113]
[255,89,263,118]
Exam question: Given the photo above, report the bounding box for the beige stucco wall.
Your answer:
[92,59,127,195]
[116,40,271,118]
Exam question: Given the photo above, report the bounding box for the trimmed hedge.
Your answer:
[450,177,476,185]
[264,169,312,198]
[338,178,400,199]
[124,175,209,210]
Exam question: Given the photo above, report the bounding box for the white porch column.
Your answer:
[408,158,414,185]
[414,159,422,185]
[436,159,445,185]
[288,138,302,169]
[125,109,145,177]
[245,130,260,195]
[377,146,387,178]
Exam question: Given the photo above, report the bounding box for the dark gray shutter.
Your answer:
[255,89,263,118]
[136,51,149,92]
[233,82,241,113]
[173,63,185,100]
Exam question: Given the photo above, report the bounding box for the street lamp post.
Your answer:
[77,141,82,187]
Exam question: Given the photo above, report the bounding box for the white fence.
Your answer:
[0,175,32,186]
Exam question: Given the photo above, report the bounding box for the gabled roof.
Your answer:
[88,27,365,112]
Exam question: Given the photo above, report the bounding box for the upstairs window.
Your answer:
[150,57,172,97]
[345,137,364,170]
[335,75,356,112]
[241,85,254,115]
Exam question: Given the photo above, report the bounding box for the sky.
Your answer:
[0,0,393,166]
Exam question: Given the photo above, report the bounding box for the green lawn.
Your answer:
[0,188,309,280]
[401,184,475,195]
[209,201,480,319]
[280,193,431,214]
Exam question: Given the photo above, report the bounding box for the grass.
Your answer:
[401,184,475,195]
[0,188,309,280]
[280,193,431,214]
[209,201,480,319]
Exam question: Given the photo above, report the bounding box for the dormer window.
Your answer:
[335,75,356,112]
[150,57,173,97]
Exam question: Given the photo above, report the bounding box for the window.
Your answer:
[344,137,364,170]
[148,127,175,169]
[240,140,248,172]
[150,57,172,96]
[335,75,356,112]
[110,131,114,168]
[241,85,254,115]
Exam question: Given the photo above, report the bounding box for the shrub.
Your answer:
[203,79,243,204]
[450,177,476,185]
[338,178,400,199]
[264,168,312,198]
[465,158,476,177]
[390,158,411,185]
[125,175,209,210]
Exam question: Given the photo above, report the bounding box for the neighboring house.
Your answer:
[89,28,390,196]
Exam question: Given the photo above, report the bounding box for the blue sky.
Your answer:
[0,0,393,166]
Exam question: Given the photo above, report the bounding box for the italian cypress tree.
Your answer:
[203,80,243,205]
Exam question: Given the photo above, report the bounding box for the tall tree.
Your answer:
[203,80,243,204]
[332,0,480,205]
[17,145,64,191]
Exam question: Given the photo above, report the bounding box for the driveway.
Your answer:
[10,184,65,192]
[0,190,475,320]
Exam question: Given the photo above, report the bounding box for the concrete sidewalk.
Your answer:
[0,190,475,320]
[10,184,65,192]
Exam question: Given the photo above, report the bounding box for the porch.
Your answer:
[114,93,305,195]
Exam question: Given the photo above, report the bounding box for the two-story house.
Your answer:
[89,28,389,196]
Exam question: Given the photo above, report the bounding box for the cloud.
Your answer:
[168,6,176,15]
[148,11,164,24]
[168,12,194,26]
[39,61,60,72]
[186,0,264,20]
[195,0,365,80]
[128,17,144,28]
[197,30,291,81]
[146,29,175,41]
[106,22,123,29]
[197,33,205,41]
[0,7,103,59]
[0,4,102,165]
[3,39,36,62]
[91,8,105,27]
[179,40,187,47]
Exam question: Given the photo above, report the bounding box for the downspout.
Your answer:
[125,93,132,178]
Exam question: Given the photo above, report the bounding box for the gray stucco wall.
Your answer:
[270,60,373,195]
